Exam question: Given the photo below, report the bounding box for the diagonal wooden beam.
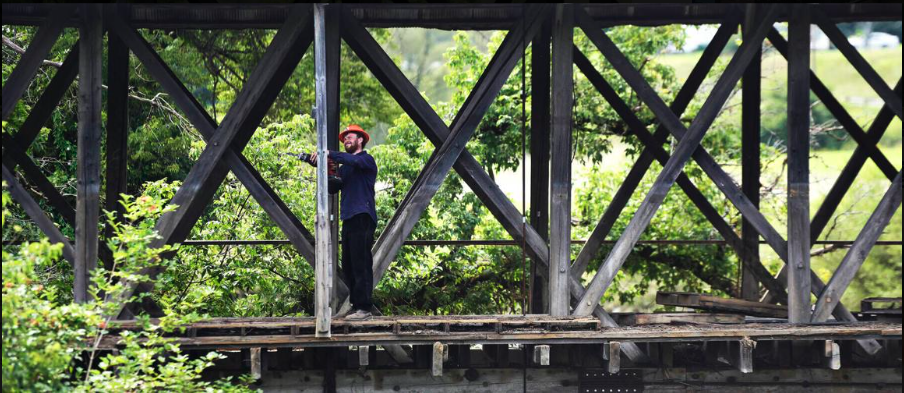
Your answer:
[811,170,902,322]
[340,7,648,363]
[812,8,903,121]
[767,29,898,182]
[13,42,79,149]
[572,4,779,316]
[808,79,902,243]
[1,7,68,120]
[2,164,76,264]
[105,5,322,316]
[105,12,336,310]
[570,13,739,279]
[346,5,549,287]
[147,4,313,248]
[573,47,788,300]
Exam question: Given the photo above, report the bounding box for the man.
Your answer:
[307,125,378,321]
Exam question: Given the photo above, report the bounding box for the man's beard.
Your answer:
[344,142,358,153]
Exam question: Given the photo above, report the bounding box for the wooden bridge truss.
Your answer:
[2,3,902,384]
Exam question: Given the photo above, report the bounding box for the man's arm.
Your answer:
[328,151,377,171]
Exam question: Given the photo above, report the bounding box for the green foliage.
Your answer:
[2,184,255,392]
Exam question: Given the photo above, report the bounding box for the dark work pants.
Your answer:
[341,213,375,311]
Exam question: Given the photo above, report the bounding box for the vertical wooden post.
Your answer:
[324,4,342,313]
[740,4,762,301]
[787,3,811,323]
[607,341,621,373]
[313,3,333,337]
[530,19,551,314]
[75,4,103,303]
[105,25,129,248]
[548,4,573,317]
[432,341,444,377]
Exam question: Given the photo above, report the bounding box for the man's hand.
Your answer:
[308,152,318,167]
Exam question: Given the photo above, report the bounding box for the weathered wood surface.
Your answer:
[616,312,745,326]
[96,321,902,349]
[313,3,333,338]
[786,3,812,323]
[74,4,103,304]
[549,3,573,317]
[656,292,787,318]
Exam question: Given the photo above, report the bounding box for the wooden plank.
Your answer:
[549,4,573,317]
[786,3,811,323]
[432,342,444,376]
[812,8,903,121]
[767,29,898,182]
[741,5,763,301]
[811,171,903,322]
[572,47,788,301]
[13,42,79,149]
[737,337,755,373]
[570,14,739,279]
[607,342,620,373]
[250,347,262,380]
[313,3,333,337]
[1,7,68,120]
[630,313,745,326]
[571,5,779,316]
[808,79,902,243]
[105,31,129,247]
[74,4,103,304]
[340,8,646,362]
[529,19,551,314]
[95,322,902,349]
[2,164,76,264]
[363,4,549,292]
[656,292,787,318]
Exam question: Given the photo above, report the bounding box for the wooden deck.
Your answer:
[102,315,902,350]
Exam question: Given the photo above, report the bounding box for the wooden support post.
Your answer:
[74,4,102,304]
[432,342,444,377]
[534,344,550,366]
[530,19,551,314]
[2,165,76,263]
[812,171,903,322]
[741,4,763,301]
[250,347,262,380]
[738,337,756,373]
[549,3,573,317]
[1,7,67,120]
[314,3,333,337]
[358,346,370,367]
[323,4,342,313]
[105,30,129,248]
[787,3,811,323]
[824,340,841,370]
[607,341,621,374]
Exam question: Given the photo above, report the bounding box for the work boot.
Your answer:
[345,309,373,321]
[332,308,353,319]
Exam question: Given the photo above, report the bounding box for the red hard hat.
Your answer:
[339,124,370,145]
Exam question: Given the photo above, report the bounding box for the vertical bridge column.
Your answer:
[549,4,574,317]
[313,3,334,337]
[741,4,762,301]
[75,4,103,303]
[787,3,812,323]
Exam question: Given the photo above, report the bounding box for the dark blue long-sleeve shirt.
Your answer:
[329,150,378,223]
